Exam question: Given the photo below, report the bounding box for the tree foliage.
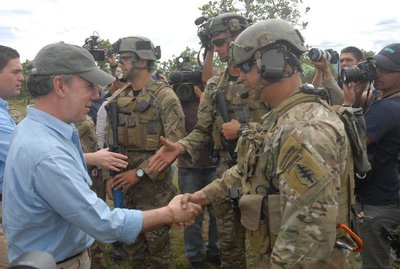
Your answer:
[198,0,310,29]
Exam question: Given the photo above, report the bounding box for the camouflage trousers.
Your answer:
[213,152,247,269]
[116,173,176,268]
[89,241,107,269]
[254,247,361,269]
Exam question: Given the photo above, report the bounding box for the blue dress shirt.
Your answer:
[3,106,143,262]
[0,98,16,194]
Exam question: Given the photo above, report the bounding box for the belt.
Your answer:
[56,249,86,264]
[0,193,2,201]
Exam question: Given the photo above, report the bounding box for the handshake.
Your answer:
[166,192,208,227]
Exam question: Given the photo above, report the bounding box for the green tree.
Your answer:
[198,0,310,28]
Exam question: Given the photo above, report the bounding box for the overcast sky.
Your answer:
[1,0,399,63]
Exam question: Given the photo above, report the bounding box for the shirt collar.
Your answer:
[26,105,75,140]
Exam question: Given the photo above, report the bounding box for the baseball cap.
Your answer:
[29,42,115,86]
[373,43,400,71]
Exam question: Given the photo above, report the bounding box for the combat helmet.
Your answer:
[208,13,250,37]
[230,19,307,67]
[112,36,161,61]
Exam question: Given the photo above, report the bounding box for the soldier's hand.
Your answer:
[181,191,210,210]
[148,136,185,172]
[222,119,241,140]
[168,194,202,225]
[88,148,128,171]
[112,169,140,192]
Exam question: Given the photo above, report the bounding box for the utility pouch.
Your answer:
[267,194,282,247]
[239,194,265,231]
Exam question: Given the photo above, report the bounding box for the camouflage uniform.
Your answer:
[104,80,185,269]
[179,68,270,268]
[76,115,107,269]
[8,105,24,124]
[201,90,361,268]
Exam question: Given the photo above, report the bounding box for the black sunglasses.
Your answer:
[239,59,256,73]
[211,37,228,48]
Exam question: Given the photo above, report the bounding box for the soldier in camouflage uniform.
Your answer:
[150,13,270,269]
[174,19,361,268]
[103,36,185,269]
[8,105,24,124]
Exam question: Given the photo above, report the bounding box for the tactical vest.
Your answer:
[77,116,99,154]
[105,81,168,152]
[209,70,270,151]
[237,90,355,254]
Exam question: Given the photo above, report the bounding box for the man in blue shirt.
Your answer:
[0,45,24,269]
[2,42,201,268]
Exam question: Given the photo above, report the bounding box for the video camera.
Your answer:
[169,56,202,102]
[340,58,377,83]
[195,16,211,50]
[308,48,339,64]
[84,32,113,61]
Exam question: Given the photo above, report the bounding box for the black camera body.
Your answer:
[308,48,339,64]
[340,58,377,83]
[195,16,211,49]
[84,33,112,61]
[169,56,202,102]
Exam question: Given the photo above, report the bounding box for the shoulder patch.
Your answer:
[277,135,325,195]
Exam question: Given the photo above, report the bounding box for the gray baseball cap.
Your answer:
[29,42,115,86]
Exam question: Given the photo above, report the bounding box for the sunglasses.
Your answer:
[211,37,228,48]
[118,55,137,63]
[239,59,256,73]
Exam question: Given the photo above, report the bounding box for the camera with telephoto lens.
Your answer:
[169,56,203,102]
[308,48,339,64]
[84,32,113,61]
[340,58,377,83]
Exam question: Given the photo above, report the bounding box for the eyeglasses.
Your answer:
[239,59,256,73]
[211,37,228,48]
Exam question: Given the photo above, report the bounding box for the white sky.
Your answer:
[1,0,399,63]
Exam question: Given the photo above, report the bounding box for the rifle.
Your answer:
[215,89,237,167]
[107,101,126,262]
[108,101,125,208]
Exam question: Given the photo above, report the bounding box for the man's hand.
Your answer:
[311,55,331,75]
[181,191,210,210]
[343,81,366,106]
[112,169,140,193]
[106,179,114,200]
[85,148,128,171]
[148,136,185,172]
[222,119,241,140]
[167,194,202,225]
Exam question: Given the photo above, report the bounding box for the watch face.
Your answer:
[136,168,144,177]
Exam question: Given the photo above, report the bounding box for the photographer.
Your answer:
[311,46,365,104]
[344,43,400,269]
[170,58,221,268]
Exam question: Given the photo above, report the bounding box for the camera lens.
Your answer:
[308,48,324,61]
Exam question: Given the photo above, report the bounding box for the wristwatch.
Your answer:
[136,167,145,178]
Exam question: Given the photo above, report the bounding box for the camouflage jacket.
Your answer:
[179,67,270,163]
[8,105,24,124]
[104,80,185,181]
[202,89,351,268]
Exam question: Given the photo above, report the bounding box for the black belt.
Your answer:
[56,249,86,264]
